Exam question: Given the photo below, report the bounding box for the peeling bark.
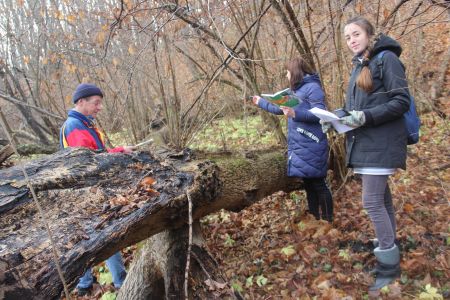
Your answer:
[0,147,300,299]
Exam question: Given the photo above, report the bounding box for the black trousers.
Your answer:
[303,177,333,222]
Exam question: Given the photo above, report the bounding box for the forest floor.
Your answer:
[5,110,446,300]
[69,111,448,300]
[200,111,449,299]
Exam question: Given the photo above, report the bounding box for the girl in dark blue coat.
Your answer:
[253,57,333,222]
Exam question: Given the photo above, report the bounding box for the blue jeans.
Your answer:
[77,252,126,289]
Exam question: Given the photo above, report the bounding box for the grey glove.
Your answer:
[320,120,334,133]
[339,110,366,127]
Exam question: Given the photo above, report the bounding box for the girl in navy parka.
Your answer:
[253,57,333,222]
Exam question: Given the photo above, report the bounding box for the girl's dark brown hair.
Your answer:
[345,16,376,93]
[286,57,315,91]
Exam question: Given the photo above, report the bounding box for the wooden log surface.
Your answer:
[0,147,300,299]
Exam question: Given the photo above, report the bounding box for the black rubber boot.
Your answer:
[369,245,401,291]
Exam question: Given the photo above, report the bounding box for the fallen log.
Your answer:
[0,147,300,299]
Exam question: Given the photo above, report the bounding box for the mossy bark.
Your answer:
[0,147,300,299]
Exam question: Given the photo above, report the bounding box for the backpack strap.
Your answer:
[376,50,387,80]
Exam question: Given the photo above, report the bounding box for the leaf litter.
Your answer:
[202,112,449,299]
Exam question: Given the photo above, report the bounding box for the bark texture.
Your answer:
[0,147,299,299]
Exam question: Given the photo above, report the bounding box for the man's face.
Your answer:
[77,95,103,117]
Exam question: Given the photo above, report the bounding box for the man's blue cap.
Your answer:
[72,83,103,104]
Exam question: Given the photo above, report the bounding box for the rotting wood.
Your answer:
[0,147,300,299]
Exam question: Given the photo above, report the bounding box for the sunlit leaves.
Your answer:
[280,245,296,258]
[219,210,230,222]
[338,249,351,261]
[100,291,117,300]
[380,285,390,294]
[231,281,243,293]
[98,268,113,285]
[255,275,267,287]
[223,233,235,247]
[245,276,253,288]
[419,284,444,300]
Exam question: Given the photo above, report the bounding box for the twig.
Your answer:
[184,191,193,300]
[0,115,70,299]
[190,251,212,281]
[182,2,274,120]
[0,92,64,120]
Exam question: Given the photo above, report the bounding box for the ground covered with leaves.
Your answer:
[201,112,449,299]
[54,112,448,300]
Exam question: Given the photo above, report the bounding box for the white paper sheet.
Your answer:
[309,107,356,134]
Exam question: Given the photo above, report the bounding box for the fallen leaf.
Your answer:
[317,279,331,290]
[110,195,130,206]
[141,177,156,186]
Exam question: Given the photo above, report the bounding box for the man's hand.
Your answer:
[123,145,137,153]
[280,106,295,118]
[339,110,366,127]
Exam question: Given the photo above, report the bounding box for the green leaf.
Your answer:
[297,221,306,231]
[338,249,351,261]
[322,263,332,272]
[231,281,243,293]
[256,275,268,287]
[400,273,409,284]
[99,270,113,285]
[419,284,443,300]
[101,292,117,300]
[245,276,253,288]
[220,210,230,222]
[281,245,296,257]
[319,247,328,254]
[290,192,300,203]
[380,285,390,294]
[224,233,235,247]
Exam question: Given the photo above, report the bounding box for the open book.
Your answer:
[261,88,301,108]
[134,138,154,148]
[309,107,356,134]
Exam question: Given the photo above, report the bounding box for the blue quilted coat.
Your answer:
[258,74,329,178]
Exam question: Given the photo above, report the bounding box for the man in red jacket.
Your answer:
[60,83,134,295]
[60,83,134,153]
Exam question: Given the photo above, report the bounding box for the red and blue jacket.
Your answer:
[59,110,124,153]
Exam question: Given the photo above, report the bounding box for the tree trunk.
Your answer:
[0,145,14,165]
[0,148,300,299]
[118,222,235,300]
